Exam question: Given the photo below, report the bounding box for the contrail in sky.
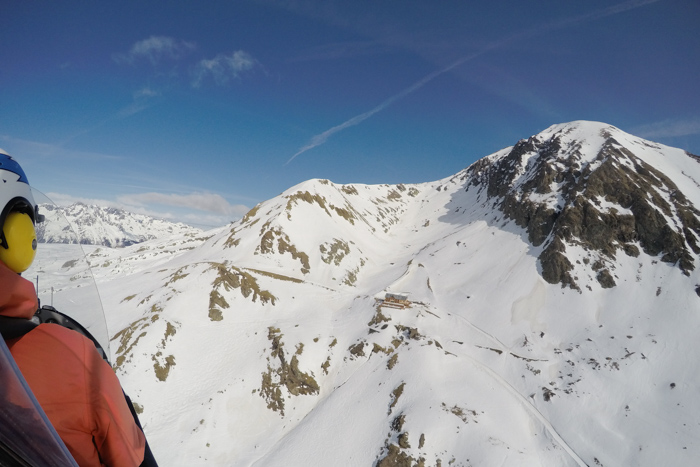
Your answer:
[286,0,661,165]
[285,53,480,165]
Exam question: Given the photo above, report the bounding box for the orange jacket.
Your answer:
[1,262,146,466]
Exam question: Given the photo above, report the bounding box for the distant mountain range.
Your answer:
[40,121,700,466]
[36,203,202,247]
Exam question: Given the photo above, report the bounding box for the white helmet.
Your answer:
[0,149,43,273]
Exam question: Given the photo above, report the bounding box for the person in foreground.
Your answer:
[0,149,146,466]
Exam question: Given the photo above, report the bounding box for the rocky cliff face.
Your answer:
[466,122,700,289]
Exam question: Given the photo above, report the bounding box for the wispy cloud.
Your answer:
[114,37,259,92]
[633,118,700,139]
[287,0,661,164]
[134,87,160,99]
[192,51,258,87]
[12,85,162,148]
[113,36,196,65]
[0,135,122,161]
[115,86,162,118]
[514,0,661,41]
[117,191,249,217]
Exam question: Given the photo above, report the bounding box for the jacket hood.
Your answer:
[0,260,38,319]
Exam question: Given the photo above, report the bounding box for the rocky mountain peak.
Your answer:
[466,121,700,290]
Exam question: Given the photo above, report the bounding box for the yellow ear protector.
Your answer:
[0,212,37,273]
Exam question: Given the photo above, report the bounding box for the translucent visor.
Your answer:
[23,188,111,361]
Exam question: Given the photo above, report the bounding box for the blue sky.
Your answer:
[1,0,698,227]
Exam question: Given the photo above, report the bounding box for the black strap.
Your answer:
[124,393,158,467]
[0,316,38,341]
[0,438,34,467]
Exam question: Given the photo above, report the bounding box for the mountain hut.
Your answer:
[382,293,411,309]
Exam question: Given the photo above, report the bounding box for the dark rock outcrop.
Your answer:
[467,124,700,289]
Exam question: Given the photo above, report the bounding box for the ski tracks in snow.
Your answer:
[445,310,587,466]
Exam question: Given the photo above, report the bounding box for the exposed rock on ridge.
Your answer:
[466,122,700,289]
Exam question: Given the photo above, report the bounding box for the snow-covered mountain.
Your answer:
[36,203,203,247]
[44,121,700,466]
